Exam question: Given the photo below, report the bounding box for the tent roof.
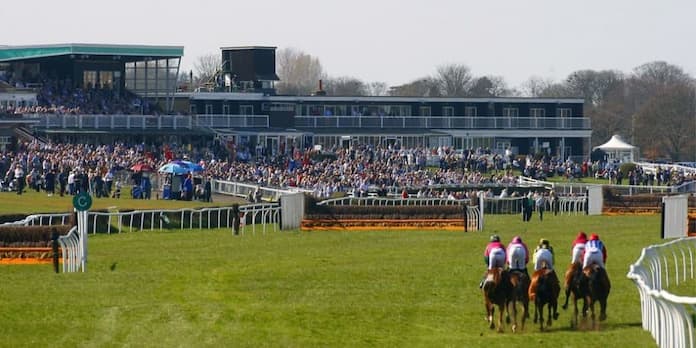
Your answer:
[594,134,636,150]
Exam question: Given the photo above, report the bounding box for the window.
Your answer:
[558,108,572,117]
[240,105,254,115]
[530,108,546,117]
[502,107,519,117]
[190,104,197,115]
[205,104,213,115]
[222,104,230,115]
[83,70,98,89]
[465,106,477,117]
[443,106,454,116]
[419,106,431,116]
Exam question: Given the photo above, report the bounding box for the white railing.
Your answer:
[0,213,72,226]
[627,237,696,348]
[25,113,269,130]
[212,179,312,201]
[57,226,82,273]
[318,196,470,206]
[294,116,591,130]
[635,162,696,176]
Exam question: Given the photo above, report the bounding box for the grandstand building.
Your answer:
[1,44,590,160]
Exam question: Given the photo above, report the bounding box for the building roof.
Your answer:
[0,43,184,62]
[219,46,276,51]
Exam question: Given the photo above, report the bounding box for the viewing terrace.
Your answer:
[23,114,589,131]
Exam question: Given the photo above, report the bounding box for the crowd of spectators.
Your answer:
[1,75,153,115]
[1,139,694,200]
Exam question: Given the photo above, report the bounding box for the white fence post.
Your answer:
[280,193,304,230]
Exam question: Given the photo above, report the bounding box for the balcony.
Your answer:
[294,116,591,130]
[25,114,270,130]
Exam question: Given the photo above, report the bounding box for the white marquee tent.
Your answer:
[593,134,637,163]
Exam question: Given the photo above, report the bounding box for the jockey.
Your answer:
[533,238,554,271]
[570,231,587,264]
[506,235,529,276]
[484,234,507,269]
[582,233,607,269]
[480,234,506,288]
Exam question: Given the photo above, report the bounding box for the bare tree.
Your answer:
[468,76,510,97]
[521,76,556,97]
[323,76,367,96]
[634,83,696,161]
[389,78,440,97]
[276,48,325,95]
[193,53,221,85]
[433,64,473,97]
[365,81,388,96]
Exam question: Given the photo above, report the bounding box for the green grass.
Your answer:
[0,213,668,347]
[0,188,242,215]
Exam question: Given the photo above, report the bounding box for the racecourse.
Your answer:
[0,211,662,347]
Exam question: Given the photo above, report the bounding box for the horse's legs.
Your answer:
[497,303,505,333]
[507,300,517,333]
[571,293,578,328]
[599,297,608,322]
[546,301,553,327]
[562,287,570,310]
[487,304,495,329]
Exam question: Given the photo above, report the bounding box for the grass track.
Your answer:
[0,213,666,347]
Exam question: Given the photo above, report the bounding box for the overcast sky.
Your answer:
[3,0,695,89]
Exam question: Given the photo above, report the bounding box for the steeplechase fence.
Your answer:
[627,237,696,348]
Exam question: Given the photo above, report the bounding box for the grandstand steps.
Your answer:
[14,126,47,145]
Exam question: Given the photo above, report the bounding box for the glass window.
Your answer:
[558,108,572,117]
[443,106,454,116]
[465,106,477,117]
[502,107,519,117]
[419,106,431,116]
[205,104,213,114]
[240,105,254,115]
[530,108,545,117]
[83,70,98,89]
[222,104,230,115]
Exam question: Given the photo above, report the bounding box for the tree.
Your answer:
[521,76,556,97]
[433,64,473,97]
[276,48,325,95]
[565,70,624,107]
[634,83,696,161]
[389,78,440,97]
[365,81,388,96]
[193,53,221,85]
[468,76,510,97]
[323,77,367,96]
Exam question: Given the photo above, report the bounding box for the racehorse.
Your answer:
[505,270,530,333]
[562,262,588,328]
[528,265,560,331]
[482,267,511,332]
[583,264,611,329]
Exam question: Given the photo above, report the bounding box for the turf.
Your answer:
[0,213,669,347]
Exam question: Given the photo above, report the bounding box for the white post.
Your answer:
[79,210,88,272]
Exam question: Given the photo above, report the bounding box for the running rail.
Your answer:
[627,237,696,348]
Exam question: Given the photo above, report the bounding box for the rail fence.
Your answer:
[627,237,696,348]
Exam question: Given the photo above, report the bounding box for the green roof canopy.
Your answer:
[0,43,184,62]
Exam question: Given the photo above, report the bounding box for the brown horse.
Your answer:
[583,264,611,329]
[529,266,560,331]
[482,267,511,332]
[505,270,530,333]
[562,262,588,328]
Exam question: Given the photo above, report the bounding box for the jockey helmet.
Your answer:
[490,234,500,242]
[590,233,599,240]
[512,236,522,243]
[577,231,587,240]
[539,238,549,246]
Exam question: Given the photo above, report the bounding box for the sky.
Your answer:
[3,0,695,89]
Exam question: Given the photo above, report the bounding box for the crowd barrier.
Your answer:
[57,226,81,273]
[627,237,696,348]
